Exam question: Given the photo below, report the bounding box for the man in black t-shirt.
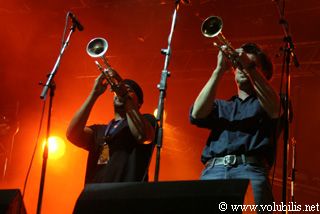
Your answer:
[66,72,156,183]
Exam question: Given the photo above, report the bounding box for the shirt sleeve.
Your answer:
[84,124,107,151]
[189,101,218,129]
[143,114,157,129]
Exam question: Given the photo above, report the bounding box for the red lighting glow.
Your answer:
[153,108,167,122]
[43,136,66,160]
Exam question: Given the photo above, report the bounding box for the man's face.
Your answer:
[233,48,259,86]
[113,84,140,109]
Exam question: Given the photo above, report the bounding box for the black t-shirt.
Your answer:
[84,114,157,183]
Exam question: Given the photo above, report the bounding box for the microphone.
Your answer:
[68,12,84,31]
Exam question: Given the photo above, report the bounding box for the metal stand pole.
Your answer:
[37,21,76,214]
[273,1,299,212]
[154,0,185,182]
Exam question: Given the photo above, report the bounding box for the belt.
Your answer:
[205,154,266,167]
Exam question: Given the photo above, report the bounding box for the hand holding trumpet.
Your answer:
[87,37,128,98]
[216,45,258,75]
[202,16,249,71]
[215,45,234,74]
[91,73,108,97]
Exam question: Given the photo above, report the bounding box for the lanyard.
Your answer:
[104,119,125,139]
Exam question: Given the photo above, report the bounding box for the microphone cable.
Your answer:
[20,12,71,212]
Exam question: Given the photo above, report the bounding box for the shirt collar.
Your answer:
[229,94,256,102]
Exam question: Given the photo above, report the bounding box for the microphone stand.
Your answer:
[290,137,296,207]
[37,23,76,214]
[273,1,299,212]
[154,0,183,182]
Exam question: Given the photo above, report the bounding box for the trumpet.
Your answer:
[86,37,127,96]
[201,16,240,68]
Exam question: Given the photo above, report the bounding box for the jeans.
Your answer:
[201,162,273,214]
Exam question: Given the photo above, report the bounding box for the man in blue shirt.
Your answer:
[190,43,282,212]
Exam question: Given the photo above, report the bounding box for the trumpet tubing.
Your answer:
[201,16,240,68]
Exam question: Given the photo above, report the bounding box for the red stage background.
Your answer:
[0,0,319,213]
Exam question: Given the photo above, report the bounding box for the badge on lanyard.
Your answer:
[97,142,109,165]
[97,119,124,165]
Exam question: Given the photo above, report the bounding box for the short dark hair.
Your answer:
[240,43,273,80]
[122,79,144,105]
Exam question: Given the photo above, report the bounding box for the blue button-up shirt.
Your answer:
[190,95,281,165]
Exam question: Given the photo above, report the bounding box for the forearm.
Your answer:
[191,69,223,119]
[66,92,99,141]
[125,102,155,144]
[248,70,282,118]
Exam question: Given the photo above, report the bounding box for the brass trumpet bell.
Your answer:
[86,37,128,97]
[201,16,223,38]
[87,37,108,58]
